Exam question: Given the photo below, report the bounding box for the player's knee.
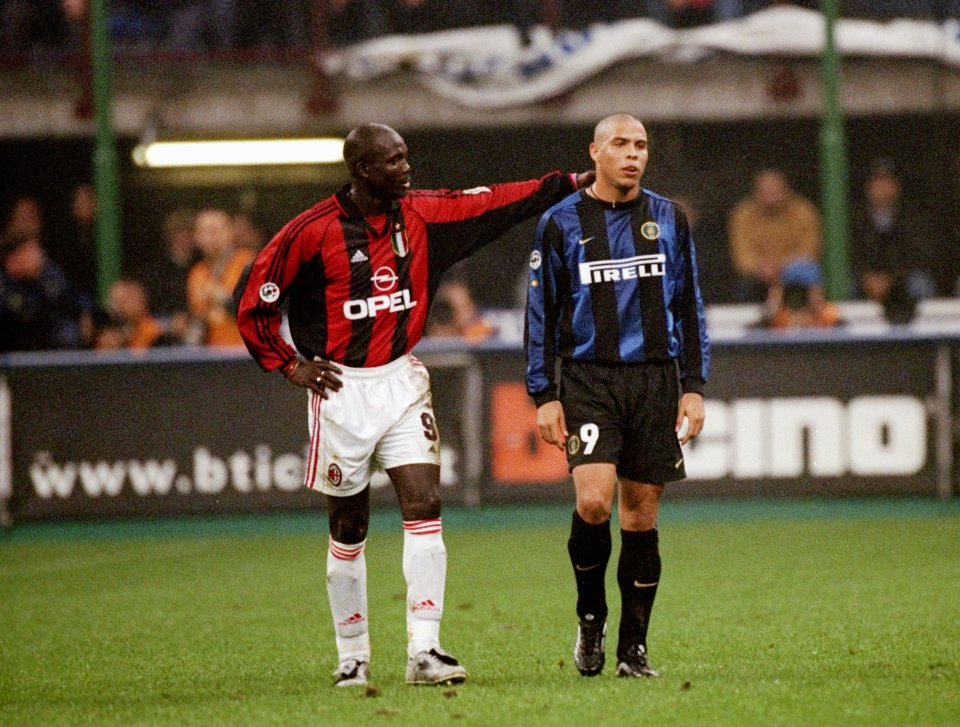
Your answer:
[577,498,612,525]
[619,510,657,531]
[331,517,367,544]
[402,491,442,521]
[328,505,369,543]
[619,500,659,531]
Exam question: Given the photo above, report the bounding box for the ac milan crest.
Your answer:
[327,463,343,487]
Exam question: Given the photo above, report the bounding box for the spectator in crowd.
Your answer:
[60,0,87,49]
[88,306,127,350]
[4,195,44,238]
[728,168,823,303]
[186,207,254,346]
[51,182,98,300]
[760,258,841,329]
[850,157,935,323]
[426,279,495,342]
[0,228,92,352]
[671,193,736,304]
[143,208,198,322]
[232,210,266,252]
[97,278,166,349]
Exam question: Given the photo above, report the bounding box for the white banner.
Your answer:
[324,8,960,109]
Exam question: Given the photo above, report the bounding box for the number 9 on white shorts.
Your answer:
[304,354,441,496]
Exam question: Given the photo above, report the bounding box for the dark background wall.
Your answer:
[2,112,957,308]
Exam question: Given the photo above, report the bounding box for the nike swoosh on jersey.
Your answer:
[578,236,595,246]
[674,458,684,469]
[574,563,603,572]
[633,581,659,588]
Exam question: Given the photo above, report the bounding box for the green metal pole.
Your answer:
[819,0,852,300]
[90,0,122,302]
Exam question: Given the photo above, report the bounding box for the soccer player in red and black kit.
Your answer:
[236,123,594,688]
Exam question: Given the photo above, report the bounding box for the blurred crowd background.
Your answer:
[0,0,955,55]
[2,0,958,353]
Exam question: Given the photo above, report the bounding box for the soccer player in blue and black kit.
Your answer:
[525,114,710,678]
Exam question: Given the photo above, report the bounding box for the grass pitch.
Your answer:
[1,498,958,726]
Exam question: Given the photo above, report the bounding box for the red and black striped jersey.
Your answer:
[237,172,577,370]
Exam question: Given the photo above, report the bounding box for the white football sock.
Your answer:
[327,538,370,663]
[402,519,445,658]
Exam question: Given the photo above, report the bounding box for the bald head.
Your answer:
[343,123,412,210]
[343,123,404,173]
[589,114,648,202]
[593,113,644,144]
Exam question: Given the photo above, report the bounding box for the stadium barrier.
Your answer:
[1,325,955,523]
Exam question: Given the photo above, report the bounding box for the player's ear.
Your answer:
[588,143,600,163]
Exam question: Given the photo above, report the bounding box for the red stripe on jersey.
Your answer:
[319,218,356,363]
[364,217,403,367]
[329,538,365,560]
[238,200,337,371]
[240,174,573,371]
[402,207,430,357]
[403,518,443,535]
[304,390,323,489]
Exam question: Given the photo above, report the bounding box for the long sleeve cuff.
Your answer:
[531,389,559,408]
[681,377,705,395]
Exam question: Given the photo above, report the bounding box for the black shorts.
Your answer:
[559,359,685,484]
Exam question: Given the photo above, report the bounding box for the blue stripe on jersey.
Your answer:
[604,209,643,360]
[556,207,593,360]
[650,196,680,360]
[526,187,710,401]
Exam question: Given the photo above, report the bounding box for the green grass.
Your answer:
[1,499,959,726]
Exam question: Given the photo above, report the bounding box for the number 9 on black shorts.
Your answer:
[559,359,686,485]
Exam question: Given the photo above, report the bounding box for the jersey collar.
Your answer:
[581,188,643,211]
[334,185,402,220]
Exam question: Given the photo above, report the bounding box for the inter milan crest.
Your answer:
[567,435,581,455]
[641,222,660,241]
[391,219,409,257]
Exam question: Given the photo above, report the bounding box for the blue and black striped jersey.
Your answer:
[525,188,710,406]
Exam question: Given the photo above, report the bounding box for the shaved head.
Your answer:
[342,123,412,210]
[588,113,648,202]
[593,113,643,144]
[343,123,404,172]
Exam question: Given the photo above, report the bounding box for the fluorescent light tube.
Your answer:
[132,138,345,168]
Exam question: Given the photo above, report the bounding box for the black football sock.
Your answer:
[567,510,612,623]
[617,527,661,657]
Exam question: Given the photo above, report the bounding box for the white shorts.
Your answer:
[304,354,441,497]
